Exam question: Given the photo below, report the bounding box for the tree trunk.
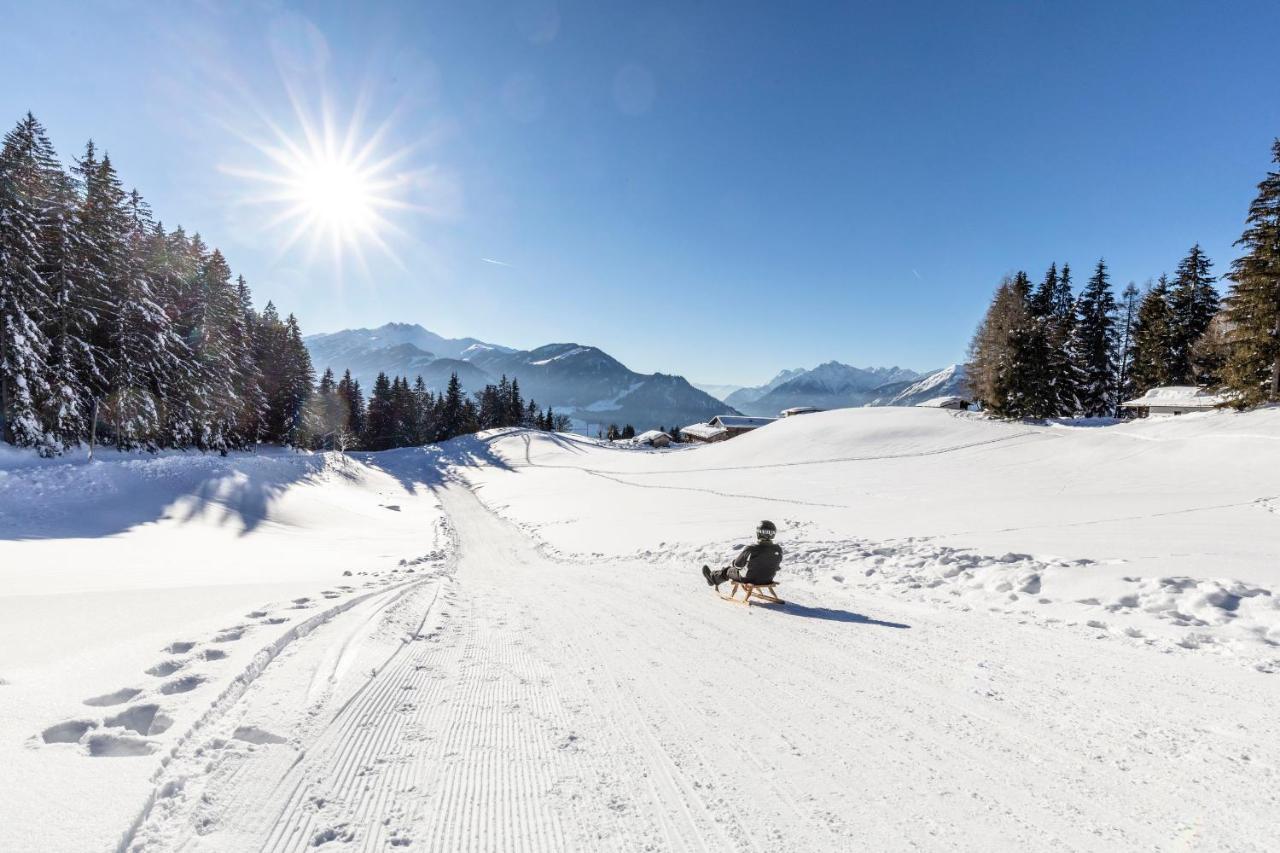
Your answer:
[88,397,98,461]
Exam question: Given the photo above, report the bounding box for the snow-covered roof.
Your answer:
[917,395,967,408]
[681,423,730,440]
[709,415,777,430]
[633,430,671,444]
[1121,386,1225,409]
[780,406,822,416]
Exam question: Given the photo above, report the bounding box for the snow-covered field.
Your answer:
[2,408,1278,851]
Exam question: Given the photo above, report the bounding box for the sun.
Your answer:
[226,93,418,271]
[288,151,378,235]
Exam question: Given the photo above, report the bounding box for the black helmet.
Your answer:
[756,520,777,541]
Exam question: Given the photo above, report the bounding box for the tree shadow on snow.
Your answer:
[0,450,328,540]
[775,602,910,629]
[360,433,517,497]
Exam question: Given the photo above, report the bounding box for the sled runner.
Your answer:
[720,581,784,607]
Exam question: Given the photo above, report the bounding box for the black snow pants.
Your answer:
[709,566,748,586]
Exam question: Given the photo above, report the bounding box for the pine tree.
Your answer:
[233,277,267,443]
[1167,244,1219,384]
[190,248,244,452]
[108,188,172,449]
[1128,275,1175,394]
[25,117,86,450]
[1115,282,1140,410]
[1222,139,1280,406]
[0,114,54,447]
[364,371,395,450]
[966,275,1035,417]
[438,372,465,440]
[336,369,364,448]
[1071,259,1120,417]
[1190,311,1232,389]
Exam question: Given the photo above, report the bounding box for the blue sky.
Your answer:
[3,1,1279,386]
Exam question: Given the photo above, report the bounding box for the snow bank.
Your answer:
[0,446,451,850]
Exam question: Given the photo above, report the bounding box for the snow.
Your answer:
[917,395,965,408]
[709,414,777,429]
[679,422,729,441]
[0,446,450,851]
[4,407,1280,851]
[528,345,590,366]
[1121,385,1226,410]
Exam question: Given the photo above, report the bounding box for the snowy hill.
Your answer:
[304,324,732,432]
[4,408,1279,850]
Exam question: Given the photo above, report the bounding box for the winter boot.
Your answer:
[701,565,716,588]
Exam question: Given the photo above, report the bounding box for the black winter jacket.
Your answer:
[732,541,783,584]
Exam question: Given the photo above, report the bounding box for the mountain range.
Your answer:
[304,324,731,432]
[723,362,969,416]
[305,323,970,433]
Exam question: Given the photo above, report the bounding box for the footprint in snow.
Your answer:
[83,687,141,707]
[198,648,228,661]
[159,675,207,695]
[164,641,197,655]
[232,725,288,745]
[311,825,354,846]
[87,732,156,757]
[146,660,185,677]
[245,610,268,618]
[214,627,245,643]
[42,719,96,744]
[105,704,172,736]
[265,616,290,625]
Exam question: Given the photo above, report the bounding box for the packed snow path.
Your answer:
[132,482,1279,852]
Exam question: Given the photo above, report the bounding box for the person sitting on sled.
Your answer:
[702,520,782,590]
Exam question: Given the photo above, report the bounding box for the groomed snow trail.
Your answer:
[134,483,1278,852]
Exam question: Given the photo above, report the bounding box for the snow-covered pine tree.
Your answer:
[1222,139,1280,407]
[22,116,87,451]
[1167,244,1219,384]
[153,225,201,447]
[280,314,314,446]
[0,114,54,448]
[191,248,244,452]
[234,277,267,444]
[108,188,172,449]
[70,144,124,445]
[1071,259,1120,417]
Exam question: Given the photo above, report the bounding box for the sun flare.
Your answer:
[226,93,420,271]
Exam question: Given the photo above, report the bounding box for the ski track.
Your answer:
[125,479,1280,852]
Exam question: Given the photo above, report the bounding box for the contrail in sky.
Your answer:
[481,257,513,267]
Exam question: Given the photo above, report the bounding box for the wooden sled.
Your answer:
[720,581,784,607]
